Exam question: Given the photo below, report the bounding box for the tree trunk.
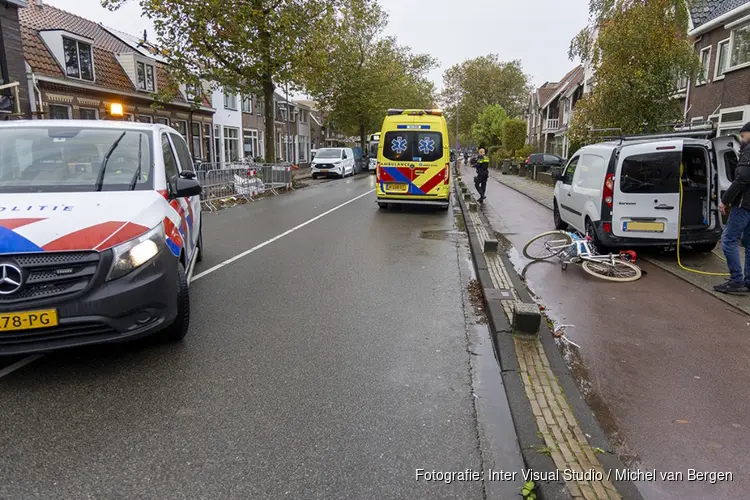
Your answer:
[263,75,275,163]
[359,122,366,156]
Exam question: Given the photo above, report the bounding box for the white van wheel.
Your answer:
[553,200,567,230]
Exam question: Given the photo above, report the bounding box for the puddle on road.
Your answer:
[420,229,460,241]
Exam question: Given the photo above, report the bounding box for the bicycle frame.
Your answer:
[545,232,620,267]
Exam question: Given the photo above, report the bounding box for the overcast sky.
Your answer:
[45,0,590,91]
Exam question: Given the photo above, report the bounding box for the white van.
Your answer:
[552,130,739,251]
[310,147,355,179]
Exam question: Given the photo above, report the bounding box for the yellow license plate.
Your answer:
[0,309,58,332]
[624,221,664,232]
[386,183,409,193]
[320,169,329,173]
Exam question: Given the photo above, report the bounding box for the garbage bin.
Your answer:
[501,159,512,175]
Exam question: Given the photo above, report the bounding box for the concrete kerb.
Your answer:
[454,176,644,500]
[454,180,571,500]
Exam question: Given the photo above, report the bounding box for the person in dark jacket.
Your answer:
[715,121,750,294]
[474,147,490,203]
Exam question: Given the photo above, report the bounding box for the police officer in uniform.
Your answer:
[473,147,490,203]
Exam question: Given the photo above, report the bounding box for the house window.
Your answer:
[214,125,221,163]
[137,115,153,123]
[136,61,156,92]
[223,93,237,110]
[172,120,188,142]
[698,46,711,84]
[79,107,98,120]
[49,104,70,119]
[242,96,253,113]
[243,129,259,158]
[298,135,307,161]
[299,110,308,123]
[223,126,240,162]
[675,73,688,92]
[715,39,730,78]
[202,123,212,163]
[191,122,202,159]
[729,22,750,69]
[155,117,169,125]
[62,37,94,81]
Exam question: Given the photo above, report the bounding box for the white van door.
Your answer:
[612,140,683,240]
[711,136,740,227]
[557,156,580,228]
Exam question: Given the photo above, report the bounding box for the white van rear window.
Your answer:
[620,152,680,194]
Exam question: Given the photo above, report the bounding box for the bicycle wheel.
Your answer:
[582,259,642,282]
[523,230,573,261]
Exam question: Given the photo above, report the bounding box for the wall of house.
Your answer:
[0,2,29,116]
[297,109,311,163]
[688,25,750,121]
[211,88,243,163]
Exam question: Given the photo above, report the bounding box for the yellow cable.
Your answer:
[676,162,730,276]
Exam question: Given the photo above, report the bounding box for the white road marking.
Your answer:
[191,189,375,282]
[0,354,43,379]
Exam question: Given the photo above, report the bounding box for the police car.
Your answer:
[0,120,203,355]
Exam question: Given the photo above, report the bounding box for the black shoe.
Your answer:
[713,281,748,294]
[478,196,486,203]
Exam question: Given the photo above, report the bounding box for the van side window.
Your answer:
[576,154,606,189]
[162,134,180,192]
[562,157,578,184]
[620,152,680,193]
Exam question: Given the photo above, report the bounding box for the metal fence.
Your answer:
[195,161,294,211]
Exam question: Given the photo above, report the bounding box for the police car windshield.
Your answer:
[0,127,153,193]
[315,149,342,159]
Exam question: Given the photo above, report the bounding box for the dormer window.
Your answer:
[136,61,155,92]
[62,36,94,81]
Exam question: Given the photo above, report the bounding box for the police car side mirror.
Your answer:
[173,177,202,198]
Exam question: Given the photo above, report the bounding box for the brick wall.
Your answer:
[0,2,29,117]
[688,25,750,120]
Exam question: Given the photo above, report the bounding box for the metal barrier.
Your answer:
[195,161,294,211]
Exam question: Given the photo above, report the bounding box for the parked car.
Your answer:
[552,130,738,251]
[0,120,203,355]
[311,147,355,179]
[525,153,565,174]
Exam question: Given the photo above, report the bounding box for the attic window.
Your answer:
[136,61,155,92]
[63,37,93,81]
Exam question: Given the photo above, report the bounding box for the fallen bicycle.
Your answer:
[522,230,642,282]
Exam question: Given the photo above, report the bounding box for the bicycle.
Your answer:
[522,230,642,282]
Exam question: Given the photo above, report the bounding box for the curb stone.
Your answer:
[454,175,643,500]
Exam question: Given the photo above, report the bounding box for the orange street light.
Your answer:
[110,102,124,118]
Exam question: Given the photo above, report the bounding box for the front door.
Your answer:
[711,136,740,228]
[612,140,683,240]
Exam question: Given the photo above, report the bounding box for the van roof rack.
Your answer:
[585,122,716,145]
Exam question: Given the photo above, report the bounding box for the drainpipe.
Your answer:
[26,72,37,117]
[683,79,691,120]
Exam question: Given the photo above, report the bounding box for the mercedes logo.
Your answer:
[0,263,23,295]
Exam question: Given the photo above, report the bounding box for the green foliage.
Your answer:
[303,0,436,151]
[568,0,699,135]
[102,0,338,163]
[502,119,527,156]
[442,55,532,144]
[522,480,537,499]
[471,104,507,148]
[517,143,533,161]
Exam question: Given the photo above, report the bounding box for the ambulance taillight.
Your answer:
[444,163,450,184]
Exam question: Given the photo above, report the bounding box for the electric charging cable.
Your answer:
[676,162,730,276]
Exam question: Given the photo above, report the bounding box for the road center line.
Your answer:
[191,189,375,282]
[0,354,44,379]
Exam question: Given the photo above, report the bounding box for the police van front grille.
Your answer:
[316,164,335,169]
[0,252,100,304]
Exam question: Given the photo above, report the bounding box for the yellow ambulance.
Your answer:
[376,109,450,209]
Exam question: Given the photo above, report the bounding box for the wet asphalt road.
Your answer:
[467,168,750,500]
[0,174,502,499]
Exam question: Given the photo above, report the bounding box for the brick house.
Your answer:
[684,0,750,135]
[0,0,29,117]
[526,65,584,158]
[241,94,264,161]
[19,0,214,159]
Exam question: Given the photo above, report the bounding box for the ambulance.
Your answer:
[376,109,450,209]
[0,120,203,355]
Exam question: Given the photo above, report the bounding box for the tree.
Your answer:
[471,104,507,148]
[304,0,436,153]
[503,119,526,158]
[102,0,337,162]
[442,56,532,142]
[568,0,700,138]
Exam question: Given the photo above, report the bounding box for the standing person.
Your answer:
[474,147,490,203]
[715,122,750,294]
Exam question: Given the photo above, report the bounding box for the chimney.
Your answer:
[143,30,147,43]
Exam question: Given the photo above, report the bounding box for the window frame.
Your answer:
[48,104,71,119]
[137,115,153,123]
[714,38,731,80]
[136,61,156,92]
[79,107,98,120]
[191,122,202,160]
[697,46,711,85]
[241,96,253,113]
[728,21,750,72]
[155,117,169,126]
[223,126,240,162]
[62,36,95,82]
[171,119,188,142]
[223,92,237,110]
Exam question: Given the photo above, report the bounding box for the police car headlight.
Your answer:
[107,223,165,281]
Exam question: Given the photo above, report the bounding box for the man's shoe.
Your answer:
[713,281,748,294]
[478,196,486,203]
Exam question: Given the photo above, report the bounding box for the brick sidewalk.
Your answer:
[459,179,621,500]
